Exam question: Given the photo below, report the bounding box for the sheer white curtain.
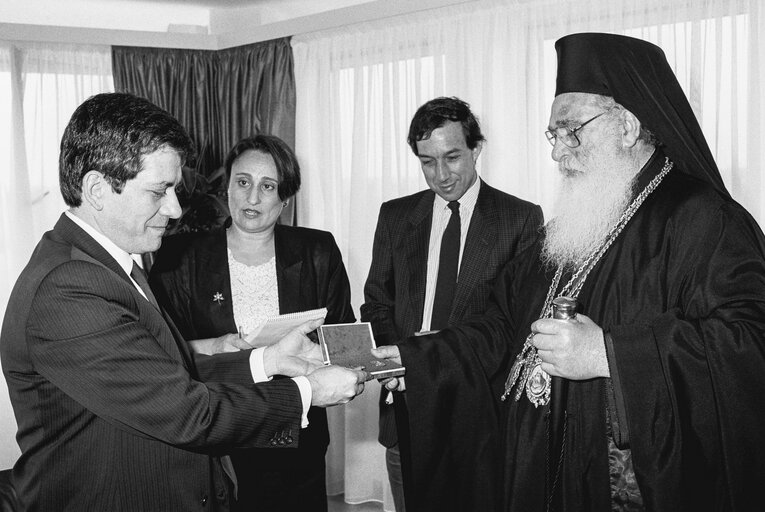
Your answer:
[293,0,764,508]
[0,42,113,469]
[293,22,450,511]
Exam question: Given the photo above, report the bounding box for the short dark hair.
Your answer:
[59,92,194,207]
[223,135,301,200]
[407,97,485,156]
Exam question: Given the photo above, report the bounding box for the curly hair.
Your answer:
[407,96,485,155]
[59,92,194,207]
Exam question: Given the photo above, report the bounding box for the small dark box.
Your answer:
[317,322,405,379]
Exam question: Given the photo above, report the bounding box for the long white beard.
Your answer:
[542,163,635,270]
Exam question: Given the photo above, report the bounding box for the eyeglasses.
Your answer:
[544,111,609,148]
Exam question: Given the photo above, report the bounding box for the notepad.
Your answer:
[244,308,328,347]
[317,322,406,379]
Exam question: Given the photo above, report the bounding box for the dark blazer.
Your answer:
[361,180,543,447]
[149,224,356,464]
[0,214,302,512]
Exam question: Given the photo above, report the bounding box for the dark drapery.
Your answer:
[111,38,296,227]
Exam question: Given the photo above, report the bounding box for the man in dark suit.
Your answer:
[0,92,366,512]
[360,96,543,511]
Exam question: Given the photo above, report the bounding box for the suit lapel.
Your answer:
[405,192,434,331]
[56,214,130,284]
[161,309,197,374]
[195,230,237,334]
[274,225,303,315]
[452,183,498,321]
[56,214,193,367]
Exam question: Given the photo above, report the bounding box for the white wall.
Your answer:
[0,0,212,32]
[1,0,476,49]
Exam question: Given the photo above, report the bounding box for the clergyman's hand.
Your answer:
[263,318,325,377]
[307,365,369,407]
[531,313,609,380]
[372,345,406,392]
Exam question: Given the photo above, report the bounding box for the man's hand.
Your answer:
[307,365,369,407]
[263,318,325,377]
[372,346,406,392]
[188,334,252,355]
[531,314,610,380]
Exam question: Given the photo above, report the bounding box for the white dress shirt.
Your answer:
[420,178,481,332]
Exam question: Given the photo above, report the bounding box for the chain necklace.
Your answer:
[501,157,673,407]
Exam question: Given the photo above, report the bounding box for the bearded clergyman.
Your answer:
[373,32,765,511]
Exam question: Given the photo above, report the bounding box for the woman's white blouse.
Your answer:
[228,248,280,335]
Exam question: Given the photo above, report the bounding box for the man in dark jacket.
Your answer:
[0,92,366,512]
[361,96,542,511]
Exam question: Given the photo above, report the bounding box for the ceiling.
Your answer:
[0,0,475,50]
[151,0,293,6]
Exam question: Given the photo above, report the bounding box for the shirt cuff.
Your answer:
[249,347,270,383]
[292,376,312,428]
[249,348,311,428]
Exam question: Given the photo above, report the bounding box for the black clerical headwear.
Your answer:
[554,32,729,199]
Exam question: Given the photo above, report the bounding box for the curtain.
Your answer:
[111,38,297,227]
[0,41,113,470]
[292,0,763,508]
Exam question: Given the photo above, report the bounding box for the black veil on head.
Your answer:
[554,32,729,198]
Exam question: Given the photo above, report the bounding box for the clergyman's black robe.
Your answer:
[397,152,765,511]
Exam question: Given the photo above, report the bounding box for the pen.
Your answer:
[238,326,244,339]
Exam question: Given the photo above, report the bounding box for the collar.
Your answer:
[432,176,481,211]
[631,148,666,197]
[65,210,140,276]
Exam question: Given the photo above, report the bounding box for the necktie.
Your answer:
[430,200,460,330]
[130,261,160,309]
